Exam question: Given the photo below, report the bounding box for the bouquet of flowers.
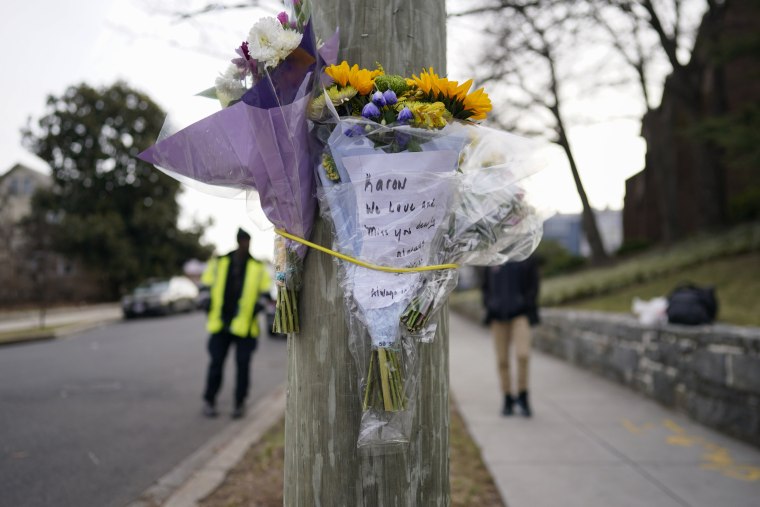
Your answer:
[138,0,337,334]
[309,65,545,448]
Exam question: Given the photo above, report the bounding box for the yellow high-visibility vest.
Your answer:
[204,254,271,338]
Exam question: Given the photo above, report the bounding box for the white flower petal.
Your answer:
[247,16,303,68]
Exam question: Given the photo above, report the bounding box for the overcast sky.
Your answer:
[0,0,648,258]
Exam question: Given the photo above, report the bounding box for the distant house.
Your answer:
[0,164,100,306]
[0,164,51,223]
[542,213,584,255]
[543,209,623,257]
[0,164,51,273]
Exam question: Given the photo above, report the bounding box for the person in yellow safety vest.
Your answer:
[201,228,272,419]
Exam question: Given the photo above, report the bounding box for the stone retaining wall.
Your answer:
[532,309,760,446]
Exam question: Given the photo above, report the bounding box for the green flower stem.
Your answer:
[401,295,435,332]
[274,288,299,334]
[390,350,406,409]
[377,348,393,411]
[362,347,405,412]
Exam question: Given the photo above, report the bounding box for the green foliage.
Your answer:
[374,74,409,96]
[616,238,653,257]
[689,102,760,170]
[23,81,212,299]
[534,239,586,277]
[568,252,760,327]
[729,186,760,222]
[449,222,760,327]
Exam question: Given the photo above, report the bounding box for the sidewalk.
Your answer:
[0,303,122,344]
[449,313,760,507]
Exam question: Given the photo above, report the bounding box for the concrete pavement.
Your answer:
[449,313,760,507]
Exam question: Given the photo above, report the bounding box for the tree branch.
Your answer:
[171,1,263,21]
[639,0,681,70]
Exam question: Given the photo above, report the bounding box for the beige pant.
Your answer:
[491,315,531,394]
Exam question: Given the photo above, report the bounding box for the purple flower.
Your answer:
[277,11,289,26]
[371,91,386,107]
[231,57,256,77]
[233,41,257,75]
[397,107,413,123]
[240,41,251,60]
[382,89,397,105]
[362,102,381,119]
[344,125,365,137]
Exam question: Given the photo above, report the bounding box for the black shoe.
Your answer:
[516,391,532,417]
[502,394,514,416]
[232,404,246,419]
[203,402,218,418]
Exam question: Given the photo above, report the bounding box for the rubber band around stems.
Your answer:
[274,229,458,273]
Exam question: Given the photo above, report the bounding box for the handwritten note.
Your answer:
[342,150,459,311]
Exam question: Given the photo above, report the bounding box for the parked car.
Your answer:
[122,276,199,319]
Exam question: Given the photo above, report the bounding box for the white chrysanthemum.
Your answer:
[247,17,302,69]
[215,64,247,107]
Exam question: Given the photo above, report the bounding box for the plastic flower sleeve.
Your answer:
[400,126,548,338]
[447,125,548,266]
[316,119,464,450]
[139,18,339,335]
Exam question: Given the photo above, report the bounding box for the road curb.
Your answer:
[126,383,287,507]
[0,317,122,347]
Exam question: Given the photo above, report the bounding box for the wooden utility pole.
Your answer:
[284,1,449,505]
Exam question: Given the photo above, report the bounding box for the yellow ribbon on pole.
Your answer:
[274,228,458,273]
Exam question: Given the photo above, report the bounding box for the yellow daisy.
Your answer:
[401,101,451,129]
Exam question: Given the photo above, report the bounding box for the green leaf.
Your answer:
[195,86,219,100]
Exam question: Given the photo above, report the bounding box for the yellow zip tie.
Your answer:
[275,228,458,273]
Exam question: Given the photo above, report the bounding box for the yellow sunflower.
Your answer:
[462,87,492,121]
[407,68,492,121]
[325,61,383,95]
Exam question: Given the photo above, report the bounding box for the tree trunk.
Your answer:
[555,116,609,263]
[284,1,450,506]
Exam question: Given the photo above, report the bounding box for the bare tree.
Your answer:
[453,0,611,263]
[590,2,662,112]
[595,0,730,240]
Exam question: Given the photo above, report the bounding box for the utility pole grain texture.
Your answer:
[284,1,449,506]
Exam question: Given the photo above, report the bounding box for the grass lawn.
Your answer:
[540,222,760,306]
[199,402,503,507]
[450,223,760,328]
[565,251,760,327]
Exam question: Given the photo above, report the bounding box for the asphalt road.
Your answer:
[0,312,287,507]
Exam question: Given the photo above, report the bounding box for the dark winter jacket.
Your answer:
[481,257,540,326]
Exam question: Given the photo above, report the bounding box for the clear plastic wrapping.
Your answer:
[315,117,545,450]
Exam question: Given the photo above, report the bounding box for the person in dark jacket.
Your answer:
[482,256,540,417]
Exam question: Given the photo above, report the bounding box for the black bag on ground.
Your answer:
[666,284,718,325]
